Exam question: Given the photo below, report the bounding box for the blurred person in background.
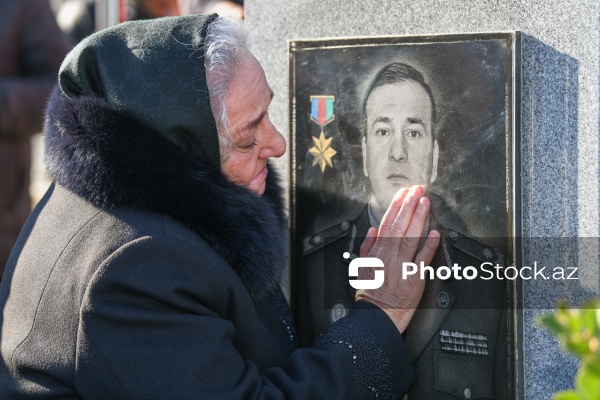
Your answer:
[0,0,69,278]
[129,0,180,20]
[56,0,96,46]
[179,0,243,19]
[55,0,180,49]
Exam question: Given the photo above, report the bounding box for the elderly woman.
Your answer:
[0,14,439,399]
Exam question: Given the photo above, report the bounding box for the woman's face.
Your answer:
[218,56,286,196]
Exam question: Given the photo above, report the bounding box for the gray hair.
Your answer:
[204,16,251,159]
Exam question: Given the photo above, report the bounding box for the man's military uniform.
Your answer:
[295,204,508,399]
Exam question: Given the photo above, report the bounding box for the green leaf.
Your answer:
[553,390,580,400]
[584,358,600,376]
[539,314,567,335]
[566,341,592,358]
[576,364,600,400]
[581,308,598,336]
[542,300,600,399]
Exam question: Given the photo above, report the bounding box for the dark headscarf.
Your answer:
[58,14,221,168]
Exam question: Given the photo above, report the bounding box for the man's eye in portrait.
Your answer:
[375,129,391,136]
[406,130,422,138]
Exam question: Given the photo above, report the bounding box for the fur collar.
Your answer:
[44,87,287,303]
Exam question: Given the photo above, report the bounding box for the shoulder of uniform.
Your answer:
[301,219,355,256]
[444,229,505,265]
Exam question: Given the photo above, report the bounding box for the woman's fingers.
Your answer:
[377,188,410,238]
[385,185,424,253]
[397,196,432,257]
[370,188,409,255]
[414,229,441,269]
[360,227,378,258]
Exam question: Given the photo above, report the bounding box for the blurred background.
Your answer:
[2,0,243,276]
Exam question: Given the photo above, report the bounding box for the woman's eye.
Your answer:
[240,140,257,150]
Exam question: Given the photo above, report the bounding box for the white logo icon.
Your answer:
[345,252,385,290]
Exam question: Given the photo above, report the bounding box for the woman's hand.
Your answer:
[355,185,440,333]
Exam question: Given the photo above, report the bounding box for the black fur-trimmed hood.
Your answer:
[44,86,287,303]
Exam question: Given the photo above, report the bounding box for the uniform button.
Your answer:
[449,230,459,241]
[437,291,449,308]
[464,388,471,399]
[341,221,350,230]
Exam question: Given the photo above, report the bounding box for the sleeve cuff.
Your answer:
[347,301,416,397]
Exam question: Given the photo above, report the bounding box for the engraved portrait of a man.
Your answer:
[291,34,519,399]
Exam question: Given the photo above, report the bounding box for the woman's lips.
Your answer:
[253,165,268,183]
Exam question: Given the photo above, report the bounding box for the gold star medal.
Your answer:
[309,132,337,172]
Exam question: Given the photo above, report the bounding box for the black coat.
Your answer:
[0,87,415,399]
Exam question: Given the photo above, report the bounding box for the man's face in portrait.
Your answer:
[362,79,439,219]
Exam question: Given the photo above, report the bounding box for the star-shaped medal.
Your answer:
[308,132,337,172]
